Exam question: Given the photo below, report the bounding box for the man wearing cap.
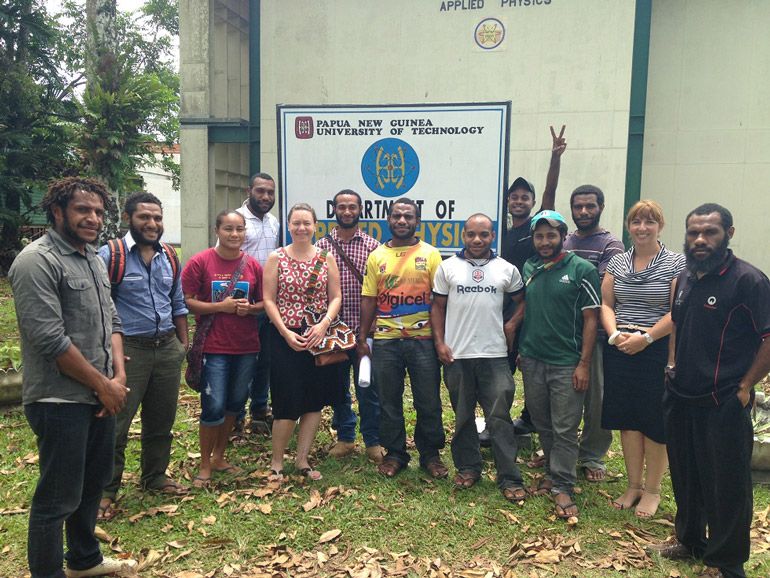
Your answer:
[648,204,770,578]
[518,210,600,520]
[563,185,624,482]
[431,213,527,501]
[502,125,567,440]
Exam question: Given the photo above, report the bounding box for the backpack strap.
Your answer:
[160,242,181,299]
[107,238,127,286]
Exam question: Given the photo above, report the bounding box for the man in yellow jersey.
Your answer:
[358,198,446,478]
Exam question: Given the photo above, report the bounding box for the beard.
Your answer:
[575,214,601,232]
[389,223,416,240]
[685,236,729,275]
[248,196,272,216]
[538,239,564,259]
[336,214,360,229]
[129,222,163,246]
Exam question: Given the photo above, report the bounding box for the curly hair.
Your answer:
[40,177,115,225]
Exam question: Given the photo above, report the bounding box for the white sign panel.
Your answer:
[277,103,510,254]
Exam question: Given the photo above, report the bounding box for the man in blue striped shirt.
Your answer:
[97,192,189,520]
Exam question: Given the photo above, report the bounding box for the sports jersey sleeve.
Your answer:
[505,264,524,294]
[361,251,379,297]
[578,265,601,310]
[744,271,770,339]
[427,248,443,289]
[432,262,450,296]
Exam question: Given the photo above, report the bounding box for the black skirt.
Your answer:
[602,336,669,444]
[269,324,344,421]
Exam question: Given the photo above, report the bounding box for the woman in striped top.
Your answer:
[600,200,685,518]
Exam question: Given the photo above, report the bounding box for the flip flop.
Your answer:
[97,498,118,522]
[192,475,210,489]
[553,492,578,519]
[453,470,480,489]
[582,466,606,482]
[297,467,322,481]
[149,479,188,495]
[530,478,554,497]
[213,464,243,475]
[501,485,528,503]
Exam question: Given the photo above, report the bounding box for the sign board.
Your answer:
[277,102,510,254]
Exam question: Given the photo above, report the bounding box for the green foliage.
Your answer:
[0,341,22,371]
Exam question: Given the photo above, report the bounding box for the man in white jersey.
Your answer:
[431,214,527,501]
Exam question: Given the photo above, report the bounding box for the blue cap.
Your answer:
[530,210,568,230]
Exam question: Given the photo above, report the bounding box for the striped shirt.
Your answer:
[564,229,625,280]
[236,202,280,267]
[316,227,379,332]
[607,245,685,327]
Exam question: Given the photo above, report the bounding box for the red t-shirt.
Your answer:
[181,248,263,354]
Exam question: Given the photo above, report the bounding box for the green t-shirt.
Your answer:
[519,251,601,366]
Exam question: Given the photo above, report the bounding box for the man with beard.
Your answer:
[316,190,383,463]
[359,198,446,478]
[10,177,136,577]
[98,192,189,520]
[237,172,280,433]
[649,204,770,578]
[563,185,624,482]
[431,214,527,500]
[518,211,600,520]
[502,125,567,440]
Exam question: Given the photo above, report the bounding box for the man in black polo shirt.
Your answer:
[501,125,567,439]
[650,204,770,578]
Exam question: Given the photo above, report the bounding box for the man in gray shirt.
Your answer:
[9,177,136,578]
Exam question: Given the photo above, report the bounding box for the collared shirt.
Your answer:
[519,251,601,366]
[9,229,122,405]
[671,250,770,401]
[236,202,280,267]
[315,227,379,332]
[98,231,188,338]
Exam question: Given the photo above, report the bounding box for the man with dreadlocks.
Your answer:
[9,177,137,577]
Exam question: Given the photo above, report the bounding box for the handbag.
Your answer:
[185,254,250,391]
[300,250,355,366]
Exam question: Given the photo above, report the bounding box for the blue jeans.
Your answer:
[519,356,585,494]
[331,350,381,447]
[201,353,257,426]
[25,402,115,578]
[372,338,444,466]
[444,357,523,487]
[248,313,271,417]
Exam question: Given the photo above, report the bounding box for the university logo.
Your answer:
[475,18,505,50]
[295,116,314,139]
[472,269,484,283]
[361,138,420,197]
[414,257,427,271]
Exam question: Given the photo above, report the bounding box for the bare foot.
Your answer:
[635,490,661,518]
[211,460,243,475]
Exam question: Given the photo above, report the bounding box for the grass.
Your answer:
[1,277,770,577]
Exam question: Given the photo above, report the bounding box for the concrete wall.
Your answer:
[138,154,182,245]
[259,0,637,236]
[643,0,770,273]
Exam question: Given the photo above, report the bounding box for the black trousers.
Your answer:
[663,391,753,576]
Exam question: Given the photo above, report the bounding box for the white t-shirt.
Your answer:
[433,253,523,359]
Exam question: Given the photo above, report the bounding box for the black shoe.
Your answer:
[512,418,535,436]
[478,427,492,448]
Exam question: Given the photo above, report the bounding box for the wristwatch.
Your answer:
[642,333,654,345]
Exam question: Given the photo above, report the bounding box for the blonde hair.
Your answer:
[626,199,665,230]
[287,202,317,222]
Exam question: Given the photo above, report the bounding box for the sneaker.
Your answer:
[328,441,356,458]
[65,557,138,577]
[365,445,386,464]
[513,418,536,436]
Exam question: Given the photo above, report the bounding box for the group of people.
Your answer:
[9,127,770,578]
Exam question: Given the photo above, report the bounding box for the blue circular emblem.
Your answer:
[361,138,420,198]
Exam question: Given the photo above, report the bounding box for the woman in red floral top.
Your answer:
[263,203,342,480]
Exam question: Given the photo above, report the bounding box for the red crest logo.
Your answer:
[295,117,314,139]
[472,269,484,283]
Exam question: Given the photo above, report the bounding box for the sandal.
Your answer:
[213,464,243,475]
[148,479,188,495]
[501,485,528,503]
[192,475,210,489]
[297,467,322,481]
[553,492,579,519]
[377,457,406,478]
[582,466,606,482]
[97,498,118,522]
[453,470,480,489]
[612,484,643,510]
[268,468,284,481]
[422,458,449,479]
[527,453,546,469]
[531,478,554,497]
[635,487,661,519]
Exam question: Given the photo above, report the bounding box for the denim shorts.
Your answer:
[200,353,258,426]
